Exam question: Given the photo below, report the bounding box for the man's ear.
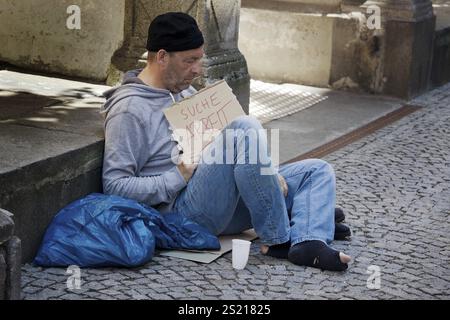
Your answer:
[156,49,169,66]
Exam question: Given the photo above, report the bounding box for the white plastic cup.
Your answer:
[232,239,251,270]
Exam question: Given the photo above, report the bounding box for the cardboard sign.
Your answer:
[159,229,258,264]
[164,80,246,163]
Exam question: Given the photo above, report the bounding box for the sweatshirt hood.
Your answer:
[101,69,194,115]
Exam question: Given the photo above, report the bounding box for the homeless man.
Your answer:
[102,12,351,271]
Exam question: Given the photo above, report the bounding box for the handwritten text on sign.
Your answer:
[164,80,246,161]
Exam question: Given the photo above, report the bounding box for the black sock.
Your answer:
[335,207,345,223]
[264,241,291,259]
[288,240,348,271]
[334,223,351,240]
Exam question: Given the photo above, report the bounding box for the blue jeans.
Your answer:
[174,116,335,246]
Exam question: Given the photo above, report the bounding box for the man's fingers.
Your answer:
[282,177,288,197]
[277,174,288,197]
[283,181,288,197]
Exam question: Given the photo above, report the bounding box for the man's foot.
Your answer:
[260,242,290,259]
[334,223,351,240]
[335,207,345,223]
[261,230,352,260]
[287,240,351,271]
[260,209,349,259]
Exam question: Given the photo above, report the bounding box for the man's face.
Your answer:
[163,46,204,93]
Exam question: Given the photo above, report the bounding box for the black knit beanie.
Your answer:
[146,12,204,52]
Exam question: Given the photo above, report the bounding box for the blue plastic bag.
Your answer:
[34,194,220,268]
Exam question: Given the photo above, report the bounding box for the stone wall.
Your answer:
[0,209,21,300]
[0,0,125,81]
[240,0,438,99]
[431,0,450,87]
[431,25,450,87]
[239,7,334,86]
[239,0,365,88]
[433,0,450,31]
[0,0,250,111]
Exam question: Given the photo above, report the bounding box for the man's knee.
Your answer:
[314,159,335,177]
[229,115,262,131]
[301,159,335,176]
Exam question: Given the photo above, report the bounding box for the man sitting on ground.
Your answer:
[102,12,351,271]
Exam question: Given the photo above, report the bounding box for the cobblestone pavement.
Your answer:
[21,84,450,300]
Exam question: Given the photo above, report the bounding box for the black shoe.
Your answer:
[334,223,351,240]
[335,207,345,223]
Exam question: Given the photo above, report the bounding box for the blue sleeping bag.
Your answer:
[34,193,220,268]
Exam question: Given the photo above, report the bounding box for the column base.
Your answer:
[201,49,250,115]
[383,15,436,99]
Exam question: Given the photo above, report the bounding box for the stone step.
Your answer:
[0,71,108,262]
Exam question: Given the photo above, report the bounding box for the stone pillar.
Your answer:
[108,0,250,114]
[0,209,21,300]
[361,0,435,98]
[196,0,250,113]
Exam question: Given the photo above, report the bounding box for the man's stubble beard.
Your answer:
[164,66,190,94]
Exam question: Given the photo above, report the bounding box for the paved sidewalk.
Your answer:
[21,83,450,300]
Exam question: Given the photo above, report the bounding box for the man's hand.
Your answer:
[277,174,288,197]
[178,161,198,183]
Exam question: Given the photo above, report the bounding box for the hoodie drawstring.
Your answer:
[169,92,176,104]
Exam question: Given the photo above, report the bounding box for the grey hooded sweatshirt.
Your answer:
[101,69,196,212]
